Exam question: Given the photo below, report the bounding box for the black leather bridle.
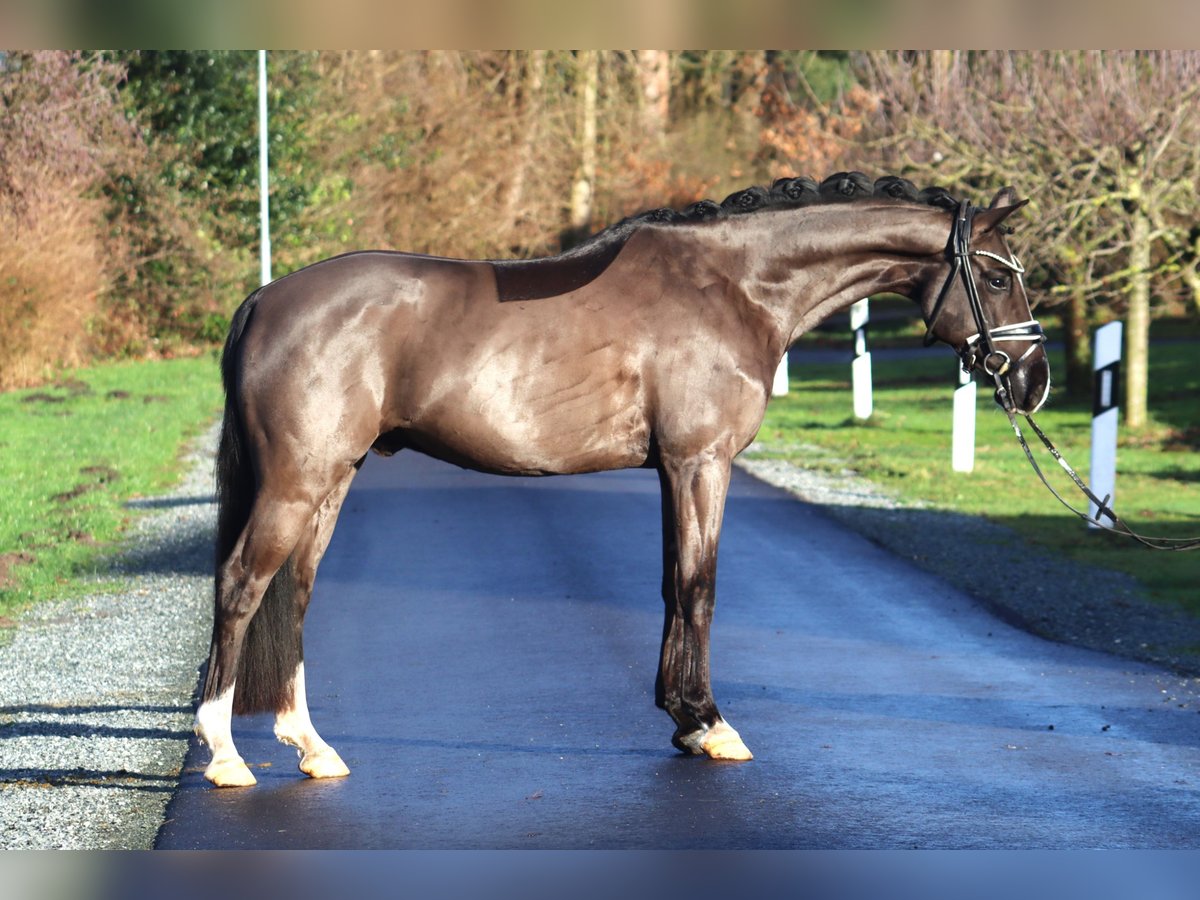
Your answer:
[923,201,1199,549]
[923,200,1045,412]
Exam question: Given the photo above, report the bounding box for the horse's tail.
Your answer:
[213,288,301,715]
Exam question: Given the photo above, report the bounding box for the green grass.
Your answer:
[757,341,1200,614]
[0,354,223,616]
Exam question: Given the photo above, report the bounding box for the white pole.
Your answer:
[951,366,977,472]
[850,298,872,419]
[258,50,272,286]
[771,351,789,397]
[1089,321,1123,528]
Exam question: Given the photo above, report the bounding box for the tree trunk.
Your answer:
[929,51,954,90]
[1187,267,1200,316]
[1186,233,1200,315]
[501,50,546,244]
[565,51,599,247]
[1061,285,1092,397]
[1125,207,1151,429]
[635,50,670,138]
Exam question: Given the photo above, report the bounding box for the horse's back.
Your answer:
[249,250,490,325]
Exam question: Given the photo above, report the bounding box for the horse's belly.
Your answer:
[403,410,650,476]
[401,370,651,476]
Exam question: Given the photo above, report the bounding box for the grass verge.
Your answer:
[756,340,1200,616]
[0,354,222,618]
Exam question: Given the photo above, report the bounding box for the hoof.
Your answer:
[205,757,257,787]
[702,721,753,761]
[672,719,753,760]
[299,748,350,779]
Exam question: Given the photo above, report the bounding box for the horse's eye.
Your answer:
[987,274,1011,292]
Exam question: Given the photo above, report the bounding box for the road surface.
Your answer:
[157,452,1200,848]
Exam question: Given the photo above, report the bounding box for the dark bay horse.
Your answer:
[196,173,1050,787]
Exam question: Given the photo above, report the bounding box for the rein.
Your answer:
[1006,410,1200,551]
[928,200,1200,552]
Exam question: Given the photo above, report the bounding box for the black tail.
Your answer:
[212,289,302,715]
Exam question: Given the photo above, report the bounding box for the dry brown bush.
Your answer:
[311,52,776,261]
[0,186,106,389]
[756,83,880,180]
[313,51,579,260]
[0,52,144,389]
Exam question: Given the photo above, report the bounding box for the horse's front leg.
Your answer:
[656,452,753,761]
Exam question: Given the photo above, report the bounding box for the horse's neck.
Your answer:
[718,203,949,350]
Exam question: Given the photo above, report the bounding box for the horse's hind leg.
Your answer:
[271,463,360,779]
[196,490,318,786]
[656,453,753,761]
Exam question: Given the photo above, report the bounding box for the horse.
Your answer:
[195,172,1050,787]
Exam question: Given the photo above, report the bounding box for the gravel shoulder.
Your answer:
[2,421,1196,849]
[0,422,216,849]
[738,447,1200,677]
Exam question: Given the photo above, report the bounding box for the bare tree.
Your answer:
[861,51,1200,425]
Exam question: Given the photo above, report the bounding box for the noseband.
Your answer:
[923,200,1045,411]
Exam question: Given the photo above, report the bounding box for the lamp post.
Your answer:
[258,50,272,286]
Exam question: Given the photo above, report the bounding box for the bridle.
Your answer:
[922,199,1199,550]
[923,200,1045,413]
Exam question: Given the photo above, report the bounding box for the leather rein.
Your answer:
[926,200,1200,551]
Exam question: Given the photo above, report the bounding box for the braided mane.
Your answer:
[493,172,961,301]
[552,172,959,262]
[654,171,957,223]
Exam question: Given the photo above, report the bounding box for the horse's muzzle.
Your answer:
[996,347,1051,414]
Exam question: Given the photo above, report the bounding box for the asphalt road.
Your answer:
[156,452,1200,849]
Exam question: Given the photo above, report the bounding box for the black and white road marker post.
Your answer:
[1089,321,1123,529]
[850,298,872,420]
[772,352,789,397]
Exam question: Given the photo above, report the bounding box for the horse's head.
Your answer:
[921,188,1050,415]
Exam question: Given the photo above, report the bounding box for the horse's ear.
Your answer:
[973,190,1029,236]
[989,186,1020,209]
